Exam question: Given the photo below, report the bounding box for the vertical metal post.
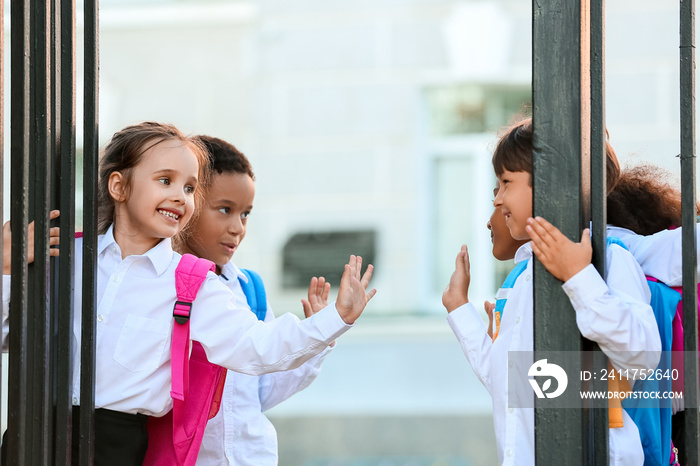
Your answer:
[680,0,699,464]
[54,0,77,464]
[0,0,4,462]
[8,0,31,463]
[532,0,590,463]
[587,0,609,464]
[49,0,60,459]
[28,0,54,462]
[80,0,99,463]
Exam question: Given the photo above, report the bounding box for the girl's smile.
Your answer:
[158,208,183,221]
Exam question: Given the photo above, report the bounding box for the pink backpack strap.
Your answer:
[171,254,215,447]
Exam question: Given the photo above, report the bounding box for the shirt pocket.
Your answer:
[113,314,170,372]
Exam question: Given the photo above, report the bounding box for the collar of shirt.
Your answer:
[514,242,533,264]
[97,224,174,276]
[220,261,247,284]
[606,225,636,237]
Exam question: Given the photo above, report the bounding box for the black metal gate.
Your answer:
[532,1,699,464]
[4,0,97,464]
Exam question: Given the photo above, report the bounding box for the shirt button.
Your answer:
[525,274,531,281]
[515,316,521,324]
[508,407,514,414]
[72,397,78,404]
[507,448,514,457]
[97,315,104,322]
[113,275,121,283]
[508,361,514,368]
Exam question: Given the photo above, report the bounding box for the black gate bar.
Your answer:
[28,0,54,461]
[532,0,589,463]
[588,0,609,463]
[54,0,77,464]
[680,0,699,464]
[8,0,31,463]
[79,0,99,463]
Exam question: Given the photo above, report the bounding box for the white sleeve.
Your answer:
[255,307,333,411]
[617,225,700,287]
[446,303,493,393]
[563,245,661,373]
[258,346,332,412]
[190,276,350,376]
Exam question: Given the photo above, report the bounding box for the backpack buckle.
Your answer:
[173,301,192,324]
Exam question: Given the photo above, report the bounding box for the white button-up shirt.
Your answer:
[197,261,332,466]
[3,226,350,417]
[447,240,660,465]
[607,224,699,287]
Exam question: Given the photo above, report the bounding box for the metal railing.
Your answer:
[5,0,97,464]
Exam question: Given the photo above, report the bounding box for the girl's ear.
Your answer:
[108,171,127,202]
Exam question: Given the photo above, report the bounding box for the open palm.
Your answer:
[336,255,376,324]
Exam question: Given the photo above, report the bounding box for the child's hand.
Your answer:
[3,210,61,275]
[526,216,591,282]
[302,276,335,346]
[442,245,470,312]
[484,300,495,339]
[335,255,376,325]
[301,276,331,317]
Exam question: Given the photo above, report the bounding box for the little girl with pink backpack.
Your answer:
[2,121,377,465]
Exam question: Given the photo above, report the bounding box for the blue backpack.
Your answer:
[608,237,680,466]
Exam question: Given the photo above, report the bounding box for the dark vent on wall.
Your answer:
[282,230,376,288]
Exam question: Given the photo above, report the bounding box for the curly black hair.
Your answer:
[607,164,692,235]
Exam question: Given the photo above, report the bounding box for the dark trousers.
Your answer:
[75,407,149,466]
[671,411,684,462]
[2,407,148,466]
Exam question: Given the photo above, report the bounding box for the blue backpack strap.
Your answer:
[606,236,629,251]
[494,259,529,316]
[239,269,268,321]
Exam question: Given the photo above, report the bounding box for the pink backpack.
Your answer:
[143,253,227,466]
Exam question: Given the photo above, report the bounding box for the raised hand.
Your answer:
[526,216,592,282]
[335,255,376,325]
[301,276,331,318]
[3,210,60,275]
[302,276,336,346]
[442,245,470,312]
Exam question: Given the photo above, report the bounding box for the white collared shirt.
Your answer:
[2,226,350,417]
[607,224,699,287]
[447,239,660,465]
[197,261,332,466]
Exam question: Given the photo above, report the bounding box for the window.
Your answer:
[425,83,531,136]
[282,230,376,288]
